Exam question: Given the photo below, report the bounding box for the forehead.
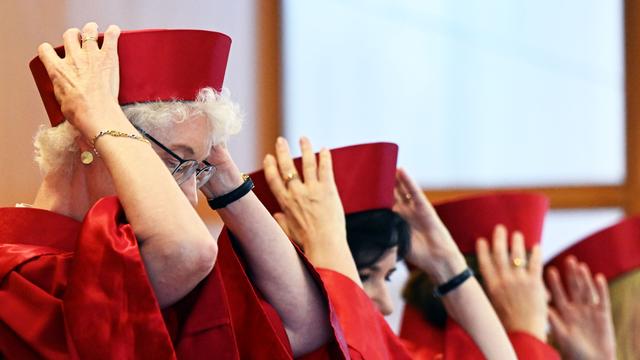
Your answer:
[155,114,213,159]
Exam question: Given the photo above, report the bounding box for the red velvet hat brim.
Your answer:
[251,142,398,216]
[434,193,550,254]
[30,29,231,126]
[545,216,640,281]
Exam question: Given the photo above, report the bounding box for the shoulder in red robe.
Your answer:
[0,197,348,359]
[316,268,424,359]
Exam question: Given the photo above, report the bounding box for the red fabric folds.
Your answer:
[399,303,560,359]
[166,230,294,360]
[316,268,415,359]
[0,197,175,359]
[166,229,349,359]
[315,267,562,359]
[0,197,348,359]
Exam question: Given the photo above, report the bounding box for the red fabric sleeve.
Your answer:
[400,301,560,360]
[0,197,175,359]
[1,200,351,359]
[165,229,350,360]
[316,268,414,359]
[167,230,294,360]
[508,332,560,360]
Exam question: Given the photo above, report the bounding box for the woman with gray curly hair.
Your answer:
[0,23,344,359]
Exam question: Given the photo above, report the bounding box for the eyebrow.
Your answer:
[171,144,195,158]
[367,265,397,273]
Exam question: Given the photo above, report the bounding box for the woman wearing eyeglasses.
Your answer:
[0,23,345,359]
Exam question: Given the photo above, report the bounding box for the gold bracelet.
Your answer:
[92,130,150,146]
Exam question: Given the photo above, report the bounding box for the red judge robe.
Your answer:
[399,193,561,360]
[12,29,350,359]
[0,197,348,359]
[251,149,561,359]
[250,142,445,359]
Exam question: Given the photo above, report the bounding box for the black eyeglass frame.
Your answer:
[134,125,215,187]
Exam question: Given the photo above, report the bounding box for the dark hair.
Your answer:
[345,209,411,269]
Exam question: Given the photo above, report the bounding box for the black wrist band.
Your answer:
[432,268,474,298]
[207,174,254,209]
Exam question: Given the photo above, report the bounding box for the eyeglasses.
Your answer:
[134,125,215,188]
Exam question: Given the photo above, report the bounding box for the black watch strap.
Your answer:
[432,268,474,298]
[208,174,254,209]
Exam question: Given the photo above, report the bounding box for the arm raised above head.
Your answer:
[37,22,217,308]
[393,168,517,360]
[200,139,335,357]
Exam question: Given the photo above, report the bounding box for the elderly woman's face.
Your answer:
[151,114,214,207]
[358,246,398,316]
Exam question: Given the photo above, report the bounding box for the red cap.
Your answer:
[250,142,398,215]
[29,29,232,126]
[546,216,640,281]
[434,193,550,254]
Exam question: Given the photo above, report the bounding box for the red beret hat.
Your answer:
[29,29,232,126]
[546,216,640,281]
[433,193,550,254]
[250,142,398,215]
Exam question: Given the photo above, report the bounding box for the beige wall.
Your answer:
[0,0,260,211]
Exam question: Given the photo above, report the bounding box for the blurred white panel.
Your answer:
[283,0,624,187]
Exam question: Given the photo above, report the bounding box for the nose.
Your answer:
[180,174,199,208]
[370,282,394,316]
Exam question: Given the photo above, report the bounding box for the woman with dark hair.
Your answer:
[345,209,411,314]
[251,138,517,359]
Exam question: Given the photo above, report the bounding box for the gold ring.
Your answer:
[81,35,97,43]
[512,257,526,268]
[591,293,600,305]
[284,172,299,186]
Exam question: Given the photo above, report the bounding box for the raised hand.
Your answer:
[200,143,244,199]
[263,137,360,285]
[477,225,548,341]
[37,22,123,139]
[392,168,466,283]
[546,257,616,360]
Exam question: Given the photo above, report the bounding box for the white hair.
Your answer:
[33,87,243,174]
